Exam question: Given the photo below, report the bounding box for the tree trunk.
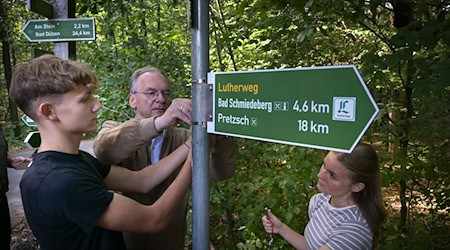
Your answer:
[211,0,237,71]
[391,0,415,233]
[211,17,225,71]
[0,0,20,136]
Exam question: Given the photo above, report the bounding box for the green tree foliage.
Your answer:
[75,0,192,127]
[207,1,449,249]
[0,0,51,145]
[207,139,323,249]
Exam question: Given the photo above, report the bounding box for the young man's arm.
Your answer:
[104,137,191,193]
[94,99,192,165]
[97,152,192,232]
[93,117,159,165]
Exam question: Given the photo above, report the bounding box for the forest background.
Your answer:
[1,0,449,249]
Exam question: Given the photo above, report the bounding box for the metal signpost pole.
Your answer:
[53,0,76,59]
[191,0,210,249]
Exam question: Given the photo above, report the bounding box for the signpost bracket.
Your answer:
[191,78,212,127]
[27,0,53,19]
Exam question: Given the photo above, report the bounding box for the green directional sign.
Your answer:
[207,65,379,153]
[24,131,41,149]
[22,18,95,42]
[21,114,37,127]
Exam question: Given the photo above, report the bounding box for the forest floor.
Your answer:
[11,217,39,249]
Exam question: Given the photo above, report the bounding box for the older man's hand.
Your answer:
[154,98,192,132]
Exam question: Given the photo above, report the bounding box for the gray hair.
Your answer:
[129,66,169,93]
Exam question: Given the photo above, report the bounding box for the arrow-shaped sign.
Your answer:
[207,65,379,153]
[21,114,37,127]
[24,131,41,149]
[21,18,95,42]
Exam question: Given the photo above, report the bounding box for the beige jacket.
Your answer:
[94,117,236,250]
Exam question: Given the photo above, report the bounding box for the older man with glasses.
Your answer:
[93,67,237,250]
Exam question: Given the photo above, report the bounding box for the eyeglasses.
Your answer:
[131,89,171,99]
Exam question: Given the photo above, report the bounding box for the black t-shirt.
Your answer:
[20,150,126,250]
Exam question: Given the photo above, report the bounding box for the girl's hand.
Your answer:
[261,209,283,234]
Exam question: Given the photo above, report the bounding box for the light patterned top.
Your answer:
[304,193,372,250]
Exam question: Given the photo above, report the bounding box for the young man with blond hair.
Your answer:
[9,55,193,250]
